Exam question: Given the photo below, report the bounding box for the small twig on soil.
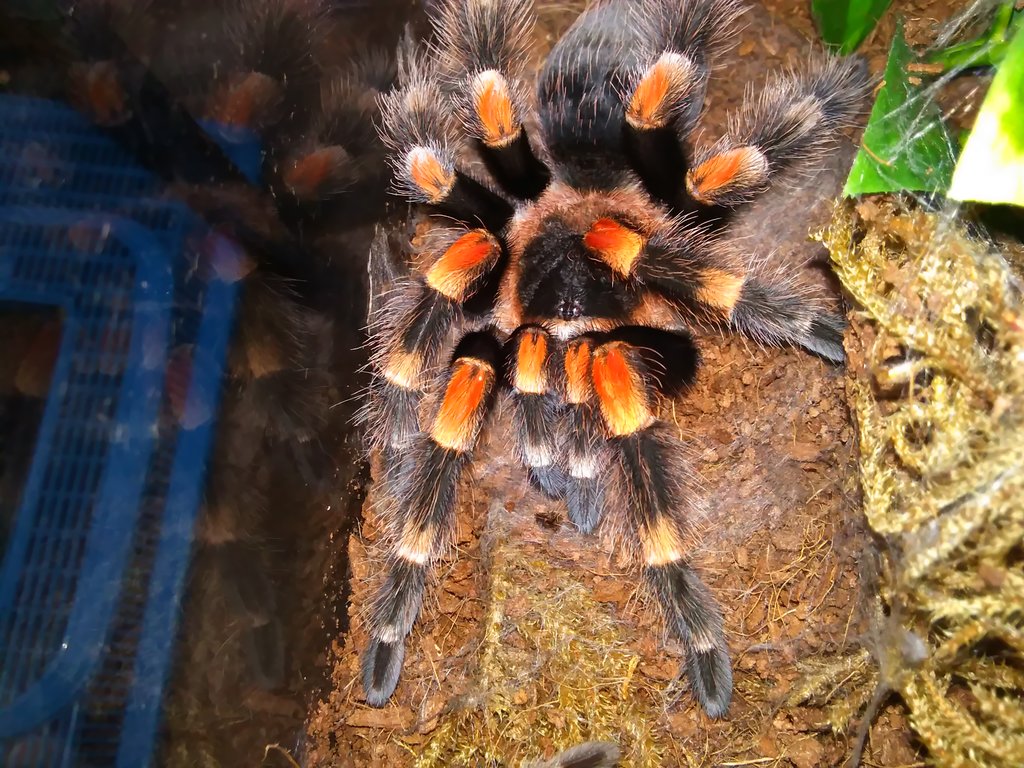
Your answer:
[264,743,302,768]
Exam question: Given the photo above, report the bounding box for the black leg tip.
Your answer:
[551,740,621,768]
[687,647,733,719]
[804,313,846,364]
[566,477,604,534]
[362,638,405,707]
[528,464,567,499]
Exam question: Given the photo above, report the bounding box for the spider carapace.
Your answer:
[361,0,868,717]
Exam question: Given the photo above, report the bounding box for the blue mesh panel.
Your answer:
[0,96,240,767]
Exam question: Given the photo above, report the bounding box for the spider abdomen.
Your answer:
[537,1,639,189]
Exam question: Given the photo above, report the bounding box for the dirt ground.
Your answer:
[301,2,970,767]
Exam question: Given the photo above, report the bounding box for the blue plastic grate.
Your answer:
[0,96,240,767]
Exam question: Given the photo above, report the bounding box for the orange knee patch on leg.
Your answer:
[407,147,455,203]
[642,516,685,566]
[245,336,286,379]
[583,218,645,277]
[686,146,768,204]
[425,230,501,301]
[211,72,282,128]
[383,350,424,389]
[430,358,494,451]
[591,343,654,436]
[627,52,698,131]
[70,62,128,125]
[284,146,351,199]
[696,269,746,313]
[472,70,520,148]
[564,339,593,404]
[513,329,549,394]
[397,522,434,565]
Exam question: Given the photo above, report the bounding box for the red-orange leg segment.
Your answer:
[508,326,565,498]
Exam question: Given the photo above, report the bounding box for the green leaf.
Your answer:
[843,22,957,197]
[948,22,1024,206]
[928,3,1022,71]
[812,0,893,54]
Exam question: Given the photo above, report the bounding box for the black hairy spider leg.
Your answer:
[583,219,845,362]
[686,55,871,208]
[363,277,458,454]
[443,172,517,232]
[363,332,502,706]
[590,340,731,717]
[602,325,701,398]
[561,337,612,533]
[507,326,568,498]
[525,740,622,768]
[433,0,551,199]
[363,227,505,458]
[621,0,743,205]
[624,126,690,209]
[730,275,846,363]
[558,328,700,533]
[478,131,552,201]
[378,64,515,230]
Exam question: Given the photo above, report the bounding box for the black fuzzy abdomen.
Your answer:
[537,1,641,190]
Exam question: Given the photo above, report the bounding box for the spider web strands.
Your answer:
[844,0,1014,200]
[844,22,958,196]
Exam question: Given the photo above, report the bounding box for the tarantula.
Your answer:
[361,0,868,718]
